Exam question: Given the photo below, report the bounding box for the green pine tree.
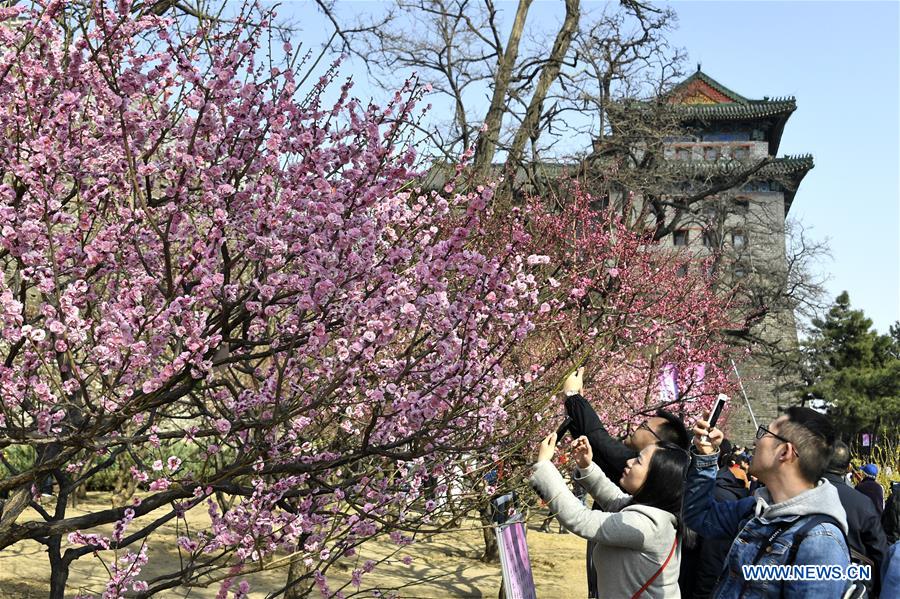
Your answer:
[800,292,900,437]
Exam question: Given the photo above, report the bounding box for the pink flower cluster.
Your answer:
[0,2,741,597]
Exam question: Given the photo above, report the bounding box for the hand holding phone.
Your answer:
[702,395,728,443]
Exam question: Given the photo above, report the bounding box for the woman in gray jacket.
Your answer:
[531,433,689,598]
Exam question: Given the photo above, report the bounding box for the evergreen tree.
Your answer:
[801,292,900,436]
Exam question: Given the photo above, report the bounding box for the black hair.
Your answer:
[655,409,690,450]
[717,438,734,469]
[780,407,836,484]
[827,440,851,473]
[630,441,691,537]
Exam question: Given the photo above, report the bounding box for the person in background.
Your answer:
[823,441,888,596]
[856,463,885,517]
[727,451,750,489]
[561,366,690,598]
[737,452,751,473]
[531,432,689,599]
[882,480,900,544]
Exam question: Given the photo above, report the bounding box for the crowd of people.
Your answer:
[529,368,900,598]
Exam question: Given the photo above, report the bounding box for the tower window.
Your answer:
[676,147,692,161]
[702,232,716,247]
[704,146,719,161]
[733,146,750,160]
[673,230,689,246]
[732,230,747,249]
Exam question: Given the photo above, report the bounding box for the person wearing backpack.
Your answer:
[531,432,690,598]
[684,407,851,598]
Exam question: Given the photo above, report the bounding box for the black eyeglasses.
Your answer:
[638,421,662,442]
[756,425,790,443]
[755,426,799,458]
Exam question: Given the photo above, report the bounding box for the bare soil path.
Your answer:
[0,495,586,598]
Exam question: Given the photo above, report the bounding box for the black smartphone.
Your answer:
[708,395,728,429]
[555,416,573,445]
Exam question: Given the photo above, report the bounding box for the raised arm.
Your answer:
[569,435,630,510]
[564,393,635,480]
[530,460,651,550]
[561,367,635,480]
[683,419,755,540]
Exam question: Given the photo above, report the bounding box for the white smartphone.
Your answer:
[708,394,728,429]
[702,394,728,444]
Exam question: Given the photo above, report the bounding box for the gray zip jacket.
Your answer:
[530,460,681,598]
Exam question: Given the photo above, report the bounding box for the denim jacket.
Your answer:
[684,451,850,599]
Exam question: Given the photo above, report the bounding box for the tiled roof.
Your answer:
[667,70,797,122]
[675,100,796,121]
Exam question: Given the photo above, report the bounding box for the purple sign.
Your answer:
[659,363,678,403]
[496,520,537,599]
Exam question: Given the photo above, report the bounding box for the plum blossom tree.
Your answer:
[0,1,545,595]
[0,2,738,597]
[493,188,740,435]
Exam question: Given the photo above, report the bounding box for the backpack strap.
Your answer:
[785,514,847,565]
[741,515,849,598]
[779,514,851,599]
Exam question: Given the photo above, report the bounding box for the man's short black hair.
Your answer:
[655,409,690,450]
[827,440,851,473]
[780,407,836,483]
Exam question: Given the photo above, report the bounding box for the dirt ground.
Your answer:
[0,494,587,598]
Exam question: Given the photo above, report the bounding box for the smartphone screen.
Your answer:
[708,396,727,429]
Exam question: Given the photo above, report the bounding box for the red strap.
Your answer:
[630,536,678,599]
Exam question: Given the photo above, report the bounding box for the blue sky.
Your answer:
[665,1,900,332]
[271,1,900,332]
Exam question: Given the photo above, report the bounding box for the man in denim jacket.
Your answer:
[685,407,852,598]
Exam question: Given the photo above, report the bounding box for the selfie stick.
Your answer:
[730,359,759,431]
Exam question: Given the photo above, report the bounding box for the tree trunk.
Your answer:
[111,471,137,508]
[472,0,534,179]
[480,504,499,563]
[503,0,580,185]
[285,549,310,599]
[48,536,69,599]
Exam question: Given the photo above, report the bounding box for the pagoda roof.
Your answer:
[667,70,797,155]
[669,69,752,103]
[674,99,797,121]
[668,154,813,215]
[766,154,813,215]
[668,154,812,176]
